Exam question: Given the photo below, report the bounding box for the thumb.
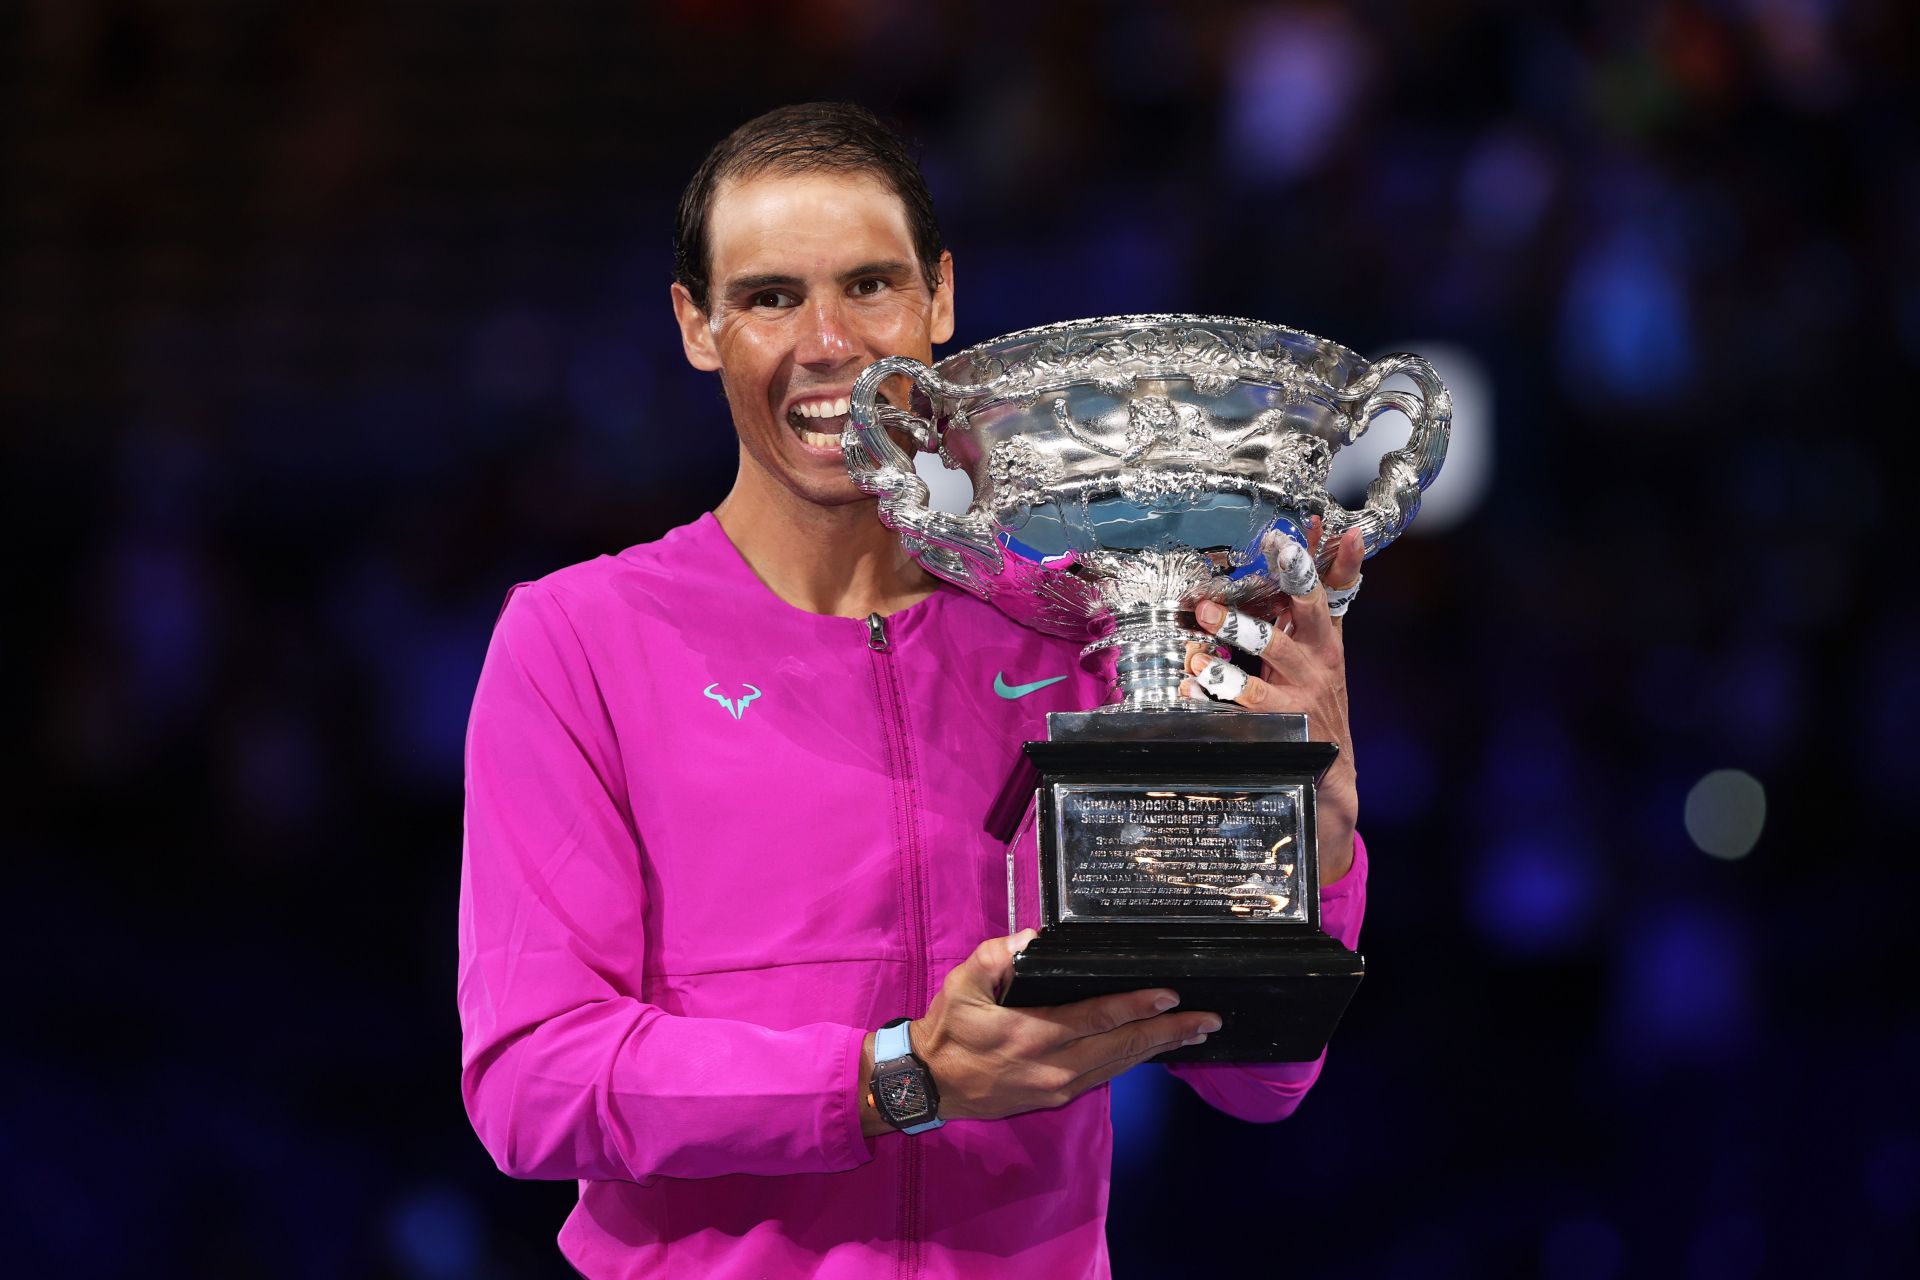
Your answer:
[956,929,1036,998]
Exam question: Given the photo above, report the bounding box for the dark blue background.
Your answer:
[5,1,1914,1276]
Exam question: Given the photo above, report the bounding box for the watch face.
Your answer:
[878,1067,932,1123]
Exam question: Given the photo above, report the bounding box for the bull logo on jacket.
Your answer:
[702,683,762,721]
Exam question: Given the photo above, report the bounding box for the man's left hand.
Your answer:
[1181,518,1362,885]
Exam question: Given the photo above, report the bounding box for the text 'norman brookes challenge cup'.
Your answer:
[846,314,1450,1061]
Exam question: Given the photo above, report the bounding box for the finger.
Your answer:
[1261,527,1320,597]
[1321,528,1363,626]
[1189,651,1250,702]
[1187,652,1296,712]
[1283,553,1338,651]
[951,930,1035,1000]
[1048,986,1184,1041]
[1184,638,1225,665]
[1195,599,1278,660]
[1326,527,1363,590]
[1060,1011,1223,1084]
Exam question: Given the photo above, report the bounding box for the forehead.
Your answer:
[706,169,918,279]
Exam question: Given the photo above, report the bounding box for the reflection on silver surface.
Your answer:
[847,315,1450,708]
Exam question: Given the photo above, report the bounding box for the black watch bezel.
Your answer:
[871,1018,942,1131]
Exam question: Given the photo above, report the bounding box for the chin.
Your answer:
[796,481,875,510]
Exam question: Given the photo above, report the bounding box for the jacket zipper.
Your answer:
[865,611,925,1279]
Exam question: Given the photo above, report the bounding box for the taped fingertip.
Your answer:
[1215,608,1275,658]
[1324,574,1362,618]
[1258,527,1315,592]
[1193,656,1249,701]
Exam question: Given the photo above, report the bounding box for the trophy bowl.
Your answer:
[845,314,1450,710]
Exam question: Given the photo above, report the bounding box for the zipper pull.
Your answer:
[865,612,890,652]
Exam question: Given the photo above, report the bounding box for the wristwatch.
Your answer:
[868,1017,944,1134]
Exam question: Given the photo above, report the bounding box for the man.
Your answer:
[458,102,1368,1278]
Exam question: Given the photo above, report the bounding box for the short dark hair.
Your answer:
[673,102,945,312]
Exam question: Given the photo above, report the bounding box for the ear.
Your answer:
[929,250,955,346]
[670,282,722,372]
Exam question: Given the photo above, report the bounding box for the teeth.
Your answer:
[800,429,840,448]
[791,397,851,419]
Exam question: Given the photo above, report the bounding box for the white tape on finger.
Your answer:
[1215,609,1275,658]
[1195,657,1249,702]
[1324,574,1362,618]
[1263,530,1320,597]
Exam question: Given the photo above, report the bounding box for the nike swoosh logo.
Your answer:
[994,672,1069,700]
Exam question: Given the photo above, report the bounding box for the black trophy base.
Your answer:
[1003,925,1363,1062]
[998,712,1364,1063]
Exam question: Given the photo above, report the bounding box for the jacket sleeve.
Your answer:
[457,583,874,1182]
[1164,831,1368,1122]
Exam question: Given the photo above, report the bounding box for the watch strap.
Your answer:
[874,1018,915,1063]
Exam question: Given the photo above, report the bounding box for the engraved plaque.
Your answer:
[1052,782,1309,925]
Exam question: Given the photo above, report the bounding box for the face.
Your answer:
[672,170,955,509]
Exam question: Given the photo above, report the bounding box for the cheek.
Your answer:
[859,296,935,337]
[712,327,789,387]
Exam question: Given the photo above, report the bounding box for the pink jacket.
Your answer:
[458,513,1368,1278]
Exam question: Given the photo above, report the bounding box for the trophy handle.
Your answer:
[847,355,1004,590]
[1322,353,1452,562]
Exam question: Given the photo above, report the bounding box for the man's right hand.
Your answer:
[908,930,1220,1122]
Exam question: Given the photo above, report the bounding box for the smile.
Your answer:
[787,395,851,450]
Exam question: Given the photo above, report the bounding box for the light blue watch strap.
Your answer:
[874,1020,914,1062]
[873,1020,944,1134]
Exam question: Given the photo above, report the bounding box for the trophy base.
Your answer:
[1002,926,1364,1063]
[997,709,1363,1063]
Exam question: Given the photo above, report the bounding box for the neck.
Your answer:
[714,462,938,619]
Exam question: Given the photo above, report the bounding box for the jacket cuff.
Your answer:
[837,1022,878,1167]
[1318,829,1368,953]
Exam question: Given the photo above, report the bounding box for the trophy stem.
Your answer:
[1088,606,1213,711]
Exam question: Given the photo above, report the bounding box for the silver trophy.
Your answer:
[847,314,1449,1060]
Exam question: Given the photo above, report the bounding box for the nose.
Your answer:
[796,294,858,369]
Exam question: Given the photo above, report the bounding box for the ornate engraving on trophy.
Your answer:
[1053,783,1309,925]
[985,434,1061,505]
[1264,427,1334,502]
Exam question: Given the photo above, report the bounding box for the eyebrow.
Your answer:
[839,260,916,282]
[723,272,803,295]
[721,260,918,296]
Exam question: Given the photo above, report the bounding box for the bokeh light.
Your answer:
[1683,769,1767,861]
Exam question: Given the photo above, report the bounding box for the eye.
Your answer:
[850,277,888,297]
[750,290,797,310]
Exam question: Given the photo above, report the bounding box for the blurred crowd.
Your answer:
[4,1,1915,1276]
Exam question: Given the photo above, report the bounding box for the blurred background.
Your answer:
[5,0,1915,1276]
